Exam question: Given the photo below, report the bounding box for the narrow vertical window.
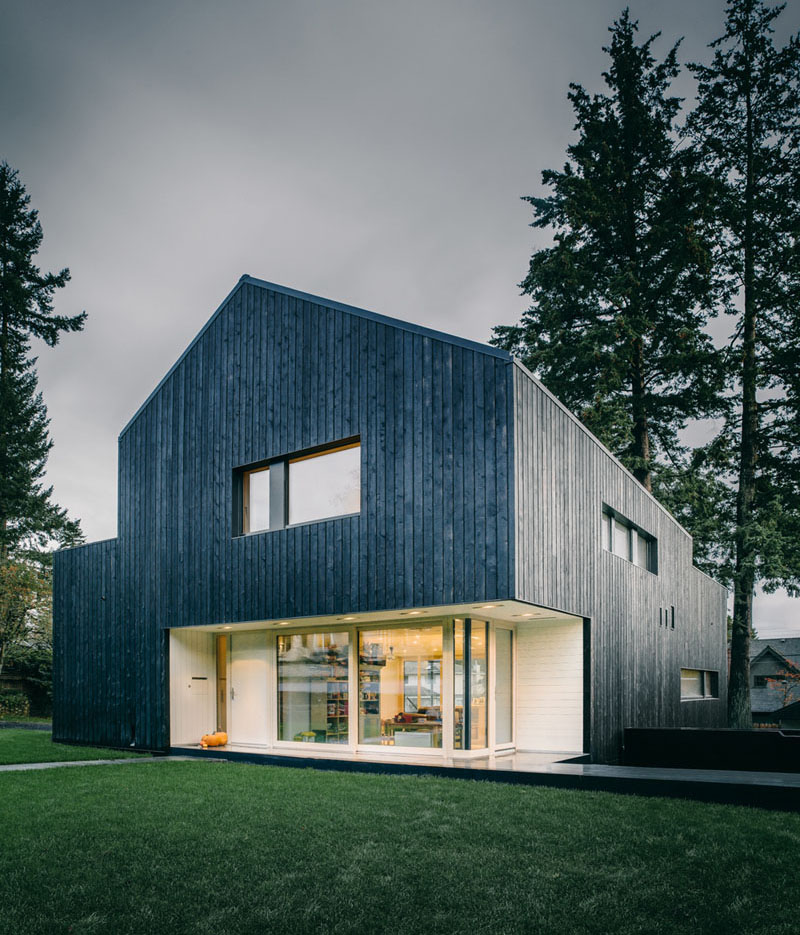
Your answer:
[453,619,488,750]
[602,511,612,551]
[634,531,649,568]
[243,466,270,533]
[495,628,513,746]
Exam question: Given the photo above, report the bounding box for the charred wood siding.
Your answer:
[512,363,727,762]
[58,280,516,750]
[52,539,128,747]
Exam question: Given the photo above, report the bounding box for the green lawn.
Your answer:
[1,761,798,935]
[0,729,145,765]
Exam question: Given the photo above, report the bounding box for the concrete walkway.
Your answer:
[0,755,199,772]
[0,721,52,731]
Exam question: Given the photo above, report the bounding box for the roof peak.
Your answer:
[120,275,510,437]
[240,275,510,361]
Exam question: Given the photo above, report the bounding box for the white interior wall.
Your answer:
[515,617,584,753]
[169,629,216,745]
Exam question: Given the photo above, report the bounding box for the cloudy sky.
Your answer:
[3,0,798,635]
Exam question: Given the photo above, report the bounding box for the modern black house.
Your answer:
[53,275,728,764]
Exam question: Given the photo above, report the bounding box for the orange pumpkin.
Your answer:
[200,731,228,747]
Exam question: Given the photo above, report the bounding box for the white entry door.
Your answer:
[230,631,269,745]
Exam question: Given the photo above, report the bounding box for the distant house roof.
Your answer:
[749,638,800,713]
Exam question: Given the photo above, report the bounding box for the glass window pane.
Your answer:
[470,622,488,749]
[613,519,629,559]
[680,668,703,699]
[634,532,649,568]
[359,627,442,748]
[277,632,349,743]
[495,629,513,745]
[403,660,419,712]
[454,620,465,750]
[289,444,360,525]
[602,512,612,551]
[245,467,269,532]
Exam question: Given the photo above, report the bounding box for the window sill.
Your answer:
[233,511,361,539]
[602,548,658,575]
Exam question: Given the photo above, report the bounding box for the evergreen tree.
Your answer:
[0,162,86,561]
[492,10,725,492]
[687,0,800,728]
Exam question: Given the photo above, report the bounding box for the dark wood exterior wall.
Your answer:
[512,363,728,762]
[53,277,728,759]
[52,539,126,747]
[54,279,516,750]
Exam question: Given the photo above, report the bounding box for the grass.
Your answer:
[1,761,798,935]
[0,713,52,723]
[0,729,145,765]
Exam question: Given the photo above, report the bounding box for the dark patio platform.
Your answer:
[171,745,800,812]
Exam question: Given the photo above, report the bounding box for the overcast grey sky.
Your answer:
[2,0,798,635]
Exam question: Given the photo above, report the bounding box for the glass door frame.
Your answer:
[491,624,515,752]
[268,623,357,755]
[355,618,451,757]
[214,616,516,759]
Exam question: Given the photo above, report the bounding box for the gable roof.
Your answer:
[120,275,511,438]
[750,638,800,667]
[750,639,800,713]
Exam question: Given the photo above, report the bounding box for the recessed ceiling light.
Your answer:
[401,610,425,616]
[276,621,290,626]
[473,604,502,610]
[222,626,233,630]
[340,616,357,621]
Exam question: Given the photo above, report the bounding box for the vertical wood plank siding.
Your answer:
[55,282,515,749]
[53,539,123,746]
[512,363,728,762]
[54,279,727,761]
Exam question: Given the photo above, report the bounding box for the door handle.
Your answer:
[230,686,235,701]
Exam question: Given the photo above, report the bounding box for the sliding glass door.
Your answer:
[358,627,443,748]
[453,619,488,750]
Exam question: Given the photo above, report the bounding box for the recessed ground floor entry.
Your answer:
[168,604,587,761]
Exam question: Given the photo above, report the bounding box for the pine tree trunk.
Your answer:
[728,70,757,730]
[631,337,652,492]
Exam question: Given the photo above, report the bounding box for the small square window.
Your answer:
[681,668,718,700]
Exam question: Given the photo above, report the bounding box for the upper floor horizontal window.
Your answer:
[289,443,361,526]
[602,506,657,573]
[235,438,360,536]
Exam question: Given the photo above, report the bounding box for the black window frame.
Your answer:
[233,435,361,537]
[601,504,658,574]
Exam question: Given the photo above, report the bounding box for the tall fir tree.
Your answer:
[687,0,800,727]
[492,9,725,492]
[0,161,86,561]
